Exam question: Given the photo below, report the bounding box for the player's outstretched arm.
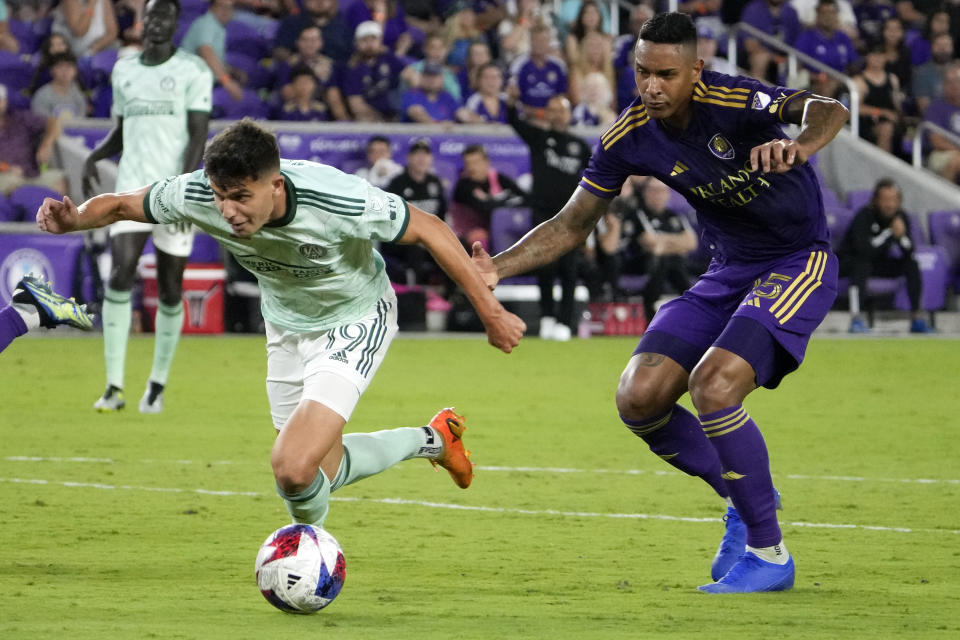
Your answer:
[397,205,526,353]
[36,186,152,234]
[485,187,611,281]
[751,94,849,174]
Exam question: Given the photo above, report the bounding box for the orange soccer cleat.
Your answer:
[428,408,473,489]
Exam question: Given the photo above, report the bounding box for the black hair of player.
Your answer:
[638,12,697,47]
[204,118,281,189]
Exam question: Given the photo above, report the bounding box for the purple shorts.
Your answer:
[636,246,838,388]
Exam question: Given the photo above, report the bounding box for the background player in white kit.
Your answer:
[38,119,527,532]
[82,0,212,414]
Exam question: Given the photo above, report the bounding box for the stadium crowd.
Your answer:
[2,0,959,334]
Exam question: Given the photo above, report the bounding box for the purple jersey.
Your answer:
[740,0,801,46]
[794,28,858,72]
[509,54,568,108]
[580,70,828,264]
[341,53,406,118]
[401,88,461,122]
[463,92,508,123]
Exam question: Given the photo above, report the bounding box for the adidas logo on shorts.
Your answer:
[328,350,349,364]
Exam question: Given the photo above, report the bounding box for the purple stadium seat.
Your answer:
[927,209,960,289]
[189,233,222,263]
[8,185,61,221]
[490,207,531,255]
[824,207,855,251]
[8,17,52,54]
[225,52,275,90]
[226,19,270,61]
[894,245,949,311]
[820,186,842,209]
[845,188,873,212]
[78,48,118,91]
[0,193,17,222]
[0,51,36,90]
[91,84,113,118]
[3,85,31,111]
[211,86,270,119]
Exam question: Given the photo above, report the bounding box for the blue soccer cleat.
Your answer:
[848,317,869,333]
[711,488,782,581]
[909,318,933,334]
[12,274,94,330]
[698,552,795,593]
[711,507,746,581]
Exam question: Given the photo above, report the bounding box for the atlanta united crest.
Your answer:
[708,133,735,160]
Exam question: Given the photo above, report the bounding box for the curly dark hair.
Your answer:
[203,118,280,189]
[638,12,697,47]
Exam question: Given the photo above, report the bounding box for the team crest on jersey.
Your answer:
[160,76,175,92]
[298,244,328,260]
[752,91,771,110]
[708,134,735,160]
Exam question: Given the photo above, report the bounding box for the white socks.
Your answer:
[747,540,790,565]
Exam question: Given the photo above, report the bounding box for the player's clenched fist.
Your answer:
[36,196,80,234]
[750,138,808,174]
[481,306,526,354]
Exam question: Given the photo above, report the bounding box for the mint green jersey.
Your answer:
[143,160,410,332]
[111,49,212,192]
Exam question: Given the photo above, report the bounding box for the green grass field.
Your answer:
[1,334,959,639]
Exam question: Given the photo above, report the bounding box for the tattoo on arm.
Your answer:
[492,188,609,279]
[637,353,665,367]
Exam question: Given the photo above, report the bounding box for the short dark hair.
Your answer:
[463,143,487,158]
[367,135,390,149]
[204,118,280,189]
[48,51,77,67]
[638,12,697,47]
[872,177,901,201]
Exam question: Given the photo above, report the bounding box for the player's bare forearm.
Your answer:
[38,187,151,234]
[492,187,609,279]
[788,95,849,158]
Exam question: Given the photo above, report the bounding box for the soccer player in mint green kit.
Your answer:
[473,12,849,593]
[82,0,212,414]
[37,118,526,534]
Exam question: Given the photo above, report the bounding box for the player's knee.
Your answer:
[616,371,669,420]
[107,268,137,292]
[271,449,317,494]
[689,362,742,414]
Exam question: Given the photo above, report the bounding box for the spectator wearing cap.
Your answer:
[345,0,414,58]
[182,0,244,102]
[30,51,89,119]
[273,0,353,64]
[740,0,801,83]
[0,84,67,195]
[462,62,508,123]
[508,20,567,124]
[697,23,737,75]
[342,20,406,121]
[914,32,954,116]
[276,24,348,120]
[400,33,462,102]
[276,65,329,121]
[401,62,463,123]
[382,139,449,284]
[793,0,858,99]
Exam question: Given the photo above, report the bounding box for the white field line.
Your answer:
[5,456,959,486]
[1,476,958,536]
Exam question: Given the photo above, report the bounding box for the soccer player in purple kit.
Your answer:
[472,12,849,593]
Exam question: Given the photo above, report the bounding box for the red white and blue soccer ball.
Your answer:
[255,524,346,613]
